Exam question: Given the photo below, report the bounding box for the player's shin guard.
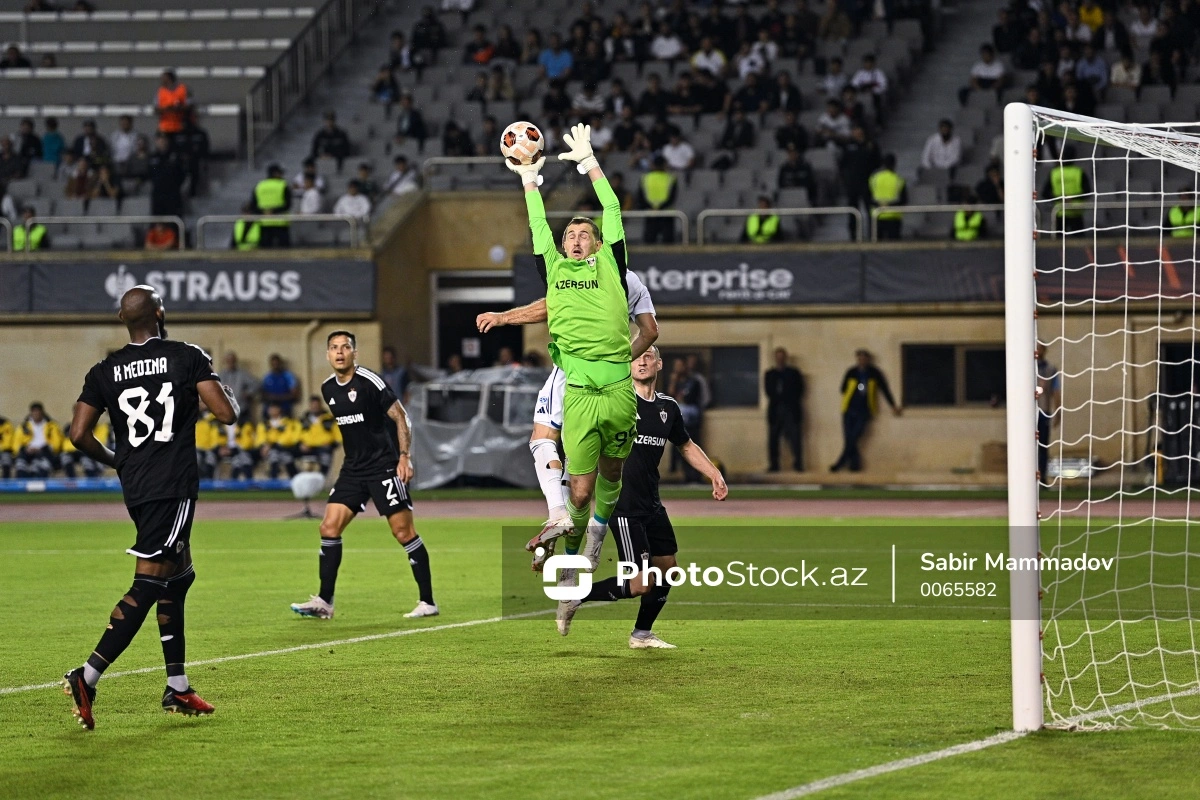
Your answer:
[565,499,589,554]
[529,438,567,518]
[635,583,671,632]
[318,537,343,604]
[157,565,195,692]
[403,535,435,605]
[583,576,634,603]
[593,475,622,525]
[86,574,169,683]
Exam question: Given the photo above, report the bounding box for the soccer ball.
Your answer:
[500,121,544,167]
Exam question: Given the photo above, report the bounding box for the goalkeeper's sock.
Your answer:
[594,475,622,525]
[529,439,567,519]
[565,499,589,555]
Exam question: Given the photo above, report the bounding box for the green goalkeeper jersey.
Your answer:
[526,177,631,386]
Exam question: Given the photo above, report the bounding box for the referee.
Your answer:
[290,331,437,620]
[555,345,727,647]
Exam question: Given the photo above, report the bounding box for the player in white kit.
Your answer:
[477,270,657,567]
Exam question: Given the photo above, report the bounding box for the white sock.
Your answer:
[167,674,190,692]
[530,438,567,518]
[82,663,102,688]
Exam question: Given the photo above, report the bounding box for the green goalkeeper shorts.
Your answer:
[562,375,637,475]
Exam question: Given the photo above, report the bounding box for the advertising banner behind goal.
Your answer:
[0,257,376,314]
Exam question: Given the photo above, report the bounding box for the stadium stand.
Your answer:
[185,0,944,246]
[20,0,1195,247]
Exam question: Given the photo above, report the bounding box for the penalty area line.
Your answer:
[0,610,551,696]
[752,687,1197,799]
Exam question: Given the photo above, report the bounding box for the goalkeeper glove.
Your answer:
[558,123,599,174]
[505,155,544,187]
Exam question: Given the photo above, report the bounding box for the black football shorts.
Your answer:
[126,497,195,561]
[329,471,413,517]
[610,507,678,562]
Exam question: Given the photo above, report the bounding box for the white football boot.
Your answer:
[526,513,574,560]
[557,600,582,636]
[629,632,676,649]
[290,595,334,619]
[404,601,440,618]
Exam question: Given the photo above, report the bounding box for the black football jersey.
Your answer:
[614,391,691,517]
[77,337,219,506]
[323,366,401,477]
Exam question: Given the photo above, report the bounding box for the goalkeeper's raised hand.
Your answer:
[506,154,544,187]
[558,123,599,174]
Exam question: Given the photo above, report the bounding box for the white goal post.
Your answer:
[1005,102,1200,731]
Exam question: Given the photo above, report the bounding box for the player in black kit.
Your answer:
[62,285,239,730]
[290,331,437,620]
[555,345,727,647]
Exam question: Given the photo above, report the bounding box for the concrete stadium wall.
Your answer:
[0,321,380,424]
[375,191,530,365]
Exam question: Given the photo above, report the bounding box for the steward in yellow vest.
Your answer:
[1166,190,1197,238]
[13,208,49,250]
[744,195,781,243]
[1041,146,1090,232]
[251,164,292,248]
[868,154,907,240]
[639,155,679,244]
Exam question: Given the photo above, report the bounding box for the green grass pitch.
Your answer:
[2,516,1200,799]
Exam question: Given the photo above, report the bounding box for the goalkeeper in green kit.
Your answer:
[509,123,641,575]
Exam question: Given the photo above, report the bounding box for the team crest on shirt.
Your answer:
[586,256,596,267]
[660,409,668,423]
[348,390,357,403]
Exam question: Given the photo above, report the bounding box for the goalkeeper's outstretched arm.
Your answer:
[560,123,625,251]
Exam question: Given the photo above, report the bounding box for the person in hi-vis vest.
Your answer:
[1042,144,1090,234]
[951,193,986,241]
[638,155,677,244]
[231,202,262,250]
[1165,188,1198,239]
[12,206,49,251]
[251,164,292,249]
[743,195,781,244]
[869,153,907,241]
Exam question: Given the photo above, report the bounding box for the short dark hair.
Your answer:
[563,216,601,244]
[29,401,43,411]
[327,330,356,349]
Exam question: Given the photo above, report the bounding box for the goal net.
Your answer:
[1005,103,1200,730]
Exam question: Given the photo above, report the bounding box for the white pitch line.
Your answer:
[0,610,551,696]
[751,730,1029,800]
[752,687,1197,799]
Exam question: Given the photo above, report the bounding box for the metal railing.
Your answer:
[868,203,1005,241]
[245,0,379,166]
[543,209,690,245]
[12,215,185,251]
[697,207,866,244]
[863,200,1189,241]
[195,213,361,249]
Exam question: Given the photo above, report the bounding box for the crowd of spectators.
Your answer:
[0,66,211,248]
[339,0,908,242]
[989,0,1200,103]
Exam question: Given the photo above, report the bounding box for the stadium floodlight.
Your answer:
[1006,103,1200,730]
